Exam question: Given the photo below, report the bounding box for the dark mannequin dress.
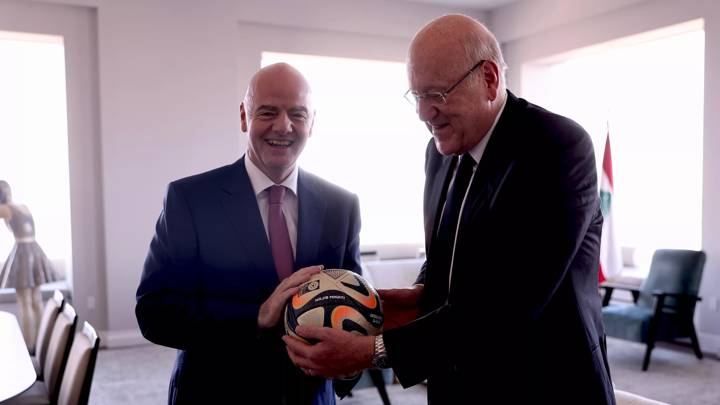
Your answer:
[0,205,59,288]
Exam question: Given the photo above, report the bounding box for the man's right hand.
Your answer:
[258,265,324,330]
[378,284,424,330]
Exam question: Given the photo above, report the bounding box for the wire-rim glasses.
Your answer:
[404,60,486,106]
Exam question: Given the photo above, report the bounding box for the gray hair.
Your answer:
[461,26,507,85]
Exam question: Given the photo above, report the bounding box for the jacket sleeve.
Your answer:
[135,182,263,350]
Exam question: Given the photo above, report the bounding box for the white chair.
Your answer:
[6,303,77,404]
[55,322,100,405]
[32,290,65,379]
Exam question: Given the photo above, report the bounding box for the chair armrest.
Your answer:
[600,283,641,306]
[649,290,702,301]
[601,282,641,293]
[651,293,667,319]
[651,290,702,317]
[650,290,702,315]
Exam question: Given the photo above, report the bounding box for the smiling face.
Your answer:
[241,64,314,183]
[408,56,491,156]
[407,15,504,156]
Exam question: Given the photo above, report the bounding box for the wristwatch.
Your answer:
[371,334,390,369]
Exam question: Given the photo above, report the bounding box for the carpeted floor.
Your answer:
[607,338,720,405]
[89,338,720,404]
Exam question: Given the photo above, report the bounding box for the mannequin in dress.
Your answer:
[0,180,60,349]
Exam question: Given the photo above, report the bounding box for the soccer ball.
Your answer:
[284,269,383,343]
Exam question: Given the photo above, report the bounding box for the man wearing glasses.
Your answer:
[284,14,615,404]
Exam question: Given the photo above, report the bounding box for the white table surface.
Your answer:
[0,311,36,402]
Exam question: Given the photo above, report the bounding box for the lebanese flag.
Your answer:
[599,132,622,283]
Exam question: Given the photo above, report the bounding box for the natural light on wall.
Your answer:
[522,20,704,275]
[0,31,72,284]
[261,52,429,253]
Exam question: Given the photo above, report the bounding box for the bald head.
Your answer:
[408,14,506,88]
[406,14,507,156]
[244,63,313,113]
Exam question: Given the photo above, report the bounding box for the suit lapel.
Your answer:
[296,170,327,269]
[462,93,519,225]
[425,154,456,252]
[219,157,276,276]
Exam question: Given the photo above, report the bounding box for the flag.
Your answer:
[599,130,622,282]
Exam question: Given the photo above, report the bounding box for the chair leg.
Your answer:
[643,319,660,371]
[689,324,704,359]
[368,369,391,405]
[642,342,654,371]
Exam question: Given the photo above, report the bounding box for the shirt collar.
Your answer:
[466,95,508,165]
[244,155,299,197]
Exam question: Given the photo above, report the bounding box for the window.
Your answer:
[0,31,73,281]
[260,52,429,256]
[522,20,704,275]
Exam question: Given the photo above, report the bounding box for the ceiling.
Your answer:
[393,0,522,11]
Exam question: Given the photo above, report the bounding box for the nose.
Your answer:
[272,112,293,134]
[416,98,439,123]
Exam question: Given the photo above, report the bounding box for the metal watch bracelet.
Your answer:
[372,334,390,369]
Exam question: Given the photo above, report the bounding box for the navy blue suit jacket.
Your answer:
[136,157,361,404]
[384,92,616,404]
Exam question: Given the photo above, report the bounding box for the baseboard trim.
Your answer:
[99,329,150,349]
[699,332,720,357]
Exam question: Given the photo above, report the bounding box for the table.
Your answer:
[0,311,36,402]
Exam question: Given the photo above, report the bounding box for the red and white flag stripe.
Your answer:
[599,131,622,282]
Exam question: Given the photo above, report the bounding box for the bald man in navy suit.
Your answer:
[136,63,361,404]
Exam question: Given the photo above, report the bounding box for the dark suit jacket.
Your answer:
[136,157,361,405]
[384,92,615,404]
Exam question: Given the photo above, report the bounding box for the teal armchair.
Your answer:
[601,249,706,371]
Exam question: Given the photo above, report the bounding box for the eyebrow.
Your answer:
[255,105,309,114]
[288,106,309,115]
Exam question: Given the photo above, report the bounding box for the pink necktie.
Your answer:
[268,185,294,280]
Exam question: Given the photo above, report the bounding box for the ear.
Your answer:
[240,102,248,132]
[308,110,316,138]
[481,60,501,101]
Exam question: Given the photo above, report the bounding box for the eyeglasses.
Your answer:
[404,60,486,106]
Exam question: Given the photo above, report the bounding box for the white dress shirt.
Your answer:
[244,156,299,258]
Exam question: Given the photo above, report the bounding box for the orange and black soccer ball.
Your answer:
[284,269,383,343]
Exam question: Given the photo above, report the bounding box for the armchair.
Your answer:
[601,249,706,371]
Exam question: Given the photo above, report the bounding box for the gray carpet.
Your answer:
[607,338,720,405]
[89,338,720,404]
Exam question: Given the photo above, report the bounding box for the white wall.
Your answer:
[492,0,720,351]
[96,0,245,346]
[5,0,484,346]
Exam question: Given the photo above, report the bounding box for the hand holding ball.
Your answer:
[284,269,383,342]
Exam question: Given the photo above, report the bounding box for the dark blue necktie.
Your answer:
[433,153,475,296]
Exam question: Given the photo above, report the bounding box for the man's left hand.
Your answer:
[282,325,375,378]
